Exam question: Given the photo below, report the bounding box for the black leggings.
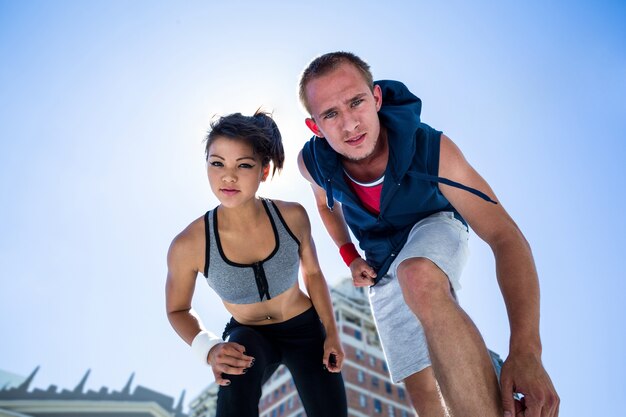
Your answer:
[215,307,347,417]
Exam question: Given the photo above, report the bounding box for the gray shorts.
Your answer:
[368,211,469,383]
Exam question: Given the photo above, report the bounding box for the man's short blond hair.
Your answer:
[299,51,374,114]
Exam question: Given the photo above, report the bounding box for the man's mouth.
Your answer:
[345,133,366,146]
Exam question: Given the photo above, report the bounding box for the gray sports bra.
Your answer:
[202,199,301,304]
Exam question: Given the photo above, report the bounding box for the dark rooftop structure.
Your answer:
[0,367,187,417]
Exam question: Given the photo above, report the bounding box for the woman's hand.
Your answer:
[207,342,255,386]
[323,333,345,373]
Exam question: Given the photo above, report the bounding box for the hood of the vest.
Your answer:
[310,79,424,181]
[377,80,423,181]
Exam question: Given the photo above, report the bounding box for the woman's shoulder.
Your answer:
[267,199,310,236]
[268,198,307,219]
[169,214,206,257]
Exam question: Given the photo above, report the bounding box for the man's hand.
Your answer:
[207,342,255,386]
[349,257,376,287]
[500,353,559,416]
[323,333,345,373]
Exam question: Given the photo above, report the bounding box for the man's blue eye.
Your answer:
[351,99,363,107]
[324,112,337,119]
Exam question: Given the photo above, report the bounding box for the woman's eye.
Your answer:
[209,161,223,167]
[239,163,255,169]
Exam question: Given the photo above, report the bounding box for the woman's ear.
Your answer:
[261,164,270,181]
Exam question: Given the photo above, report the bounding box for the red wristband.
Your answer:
[339,242,361,267]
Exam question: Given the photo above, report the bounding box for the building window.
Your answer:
[359,394,368,408]
[371,376,379,387]
[358,370,365,383]
[388,404,395,417]
[354,329,362,340]
[401,410,408,417]
[369,356,377,367]
[382,361,388,372]
[374,399,382,413]
[345,313,361,326]
[288,396,294,409]
[281,384,286,393]
[398,387,406,400]
[271,409,277,417]
[356,349,363,360]
[279,403,284,415]
[385,381,392,394]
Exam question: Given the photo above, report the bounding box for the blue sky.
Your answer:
[1,1,625,415]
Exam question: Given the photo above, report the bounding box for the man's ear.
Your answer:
[305,118,323,137]
[261,165,270,182]
[373,84,383,111]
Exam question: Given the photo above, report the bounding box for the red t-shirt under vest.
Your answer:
[344,171,384,216]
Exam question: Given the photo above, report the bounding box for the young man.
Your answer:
[297,52,559,417]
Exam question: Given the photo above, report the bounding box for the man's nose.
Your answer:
[341,114,359,133]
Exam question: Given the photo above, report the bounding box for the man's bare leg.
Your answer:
[404,366,449,417]
[397,258,501,417]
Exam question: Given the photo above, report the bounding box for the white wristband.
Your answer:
[191,330,222,367]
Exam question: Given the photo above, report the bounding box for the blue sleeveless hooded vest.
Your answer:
[301,80,496,283]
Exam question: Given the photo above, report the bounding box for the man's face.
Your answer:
[305,63,382,162]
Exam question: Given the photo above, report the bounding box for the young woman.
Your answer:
[165,111,347,417]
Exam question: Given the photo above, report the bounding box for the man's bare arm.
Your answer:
[438,133,559,416]
[297,150,376,286]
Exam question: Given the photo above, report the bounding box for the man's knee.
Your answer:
[397,258,453,317]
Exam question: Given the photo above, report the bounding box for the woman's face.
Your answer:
[206,136,268,207]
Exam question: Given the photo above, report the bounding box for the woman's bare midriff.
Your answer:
[222,284,313,325]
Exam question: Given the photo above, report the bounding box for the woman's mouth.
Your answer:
[220,188,240,196]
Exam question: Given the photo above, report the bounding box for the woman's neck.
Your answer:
[217,197,265,231]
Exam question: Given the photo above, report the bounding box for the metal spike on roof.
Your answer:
[73,369,91,393]
[16,366,40,392]
[175,389,186,413]
[121,372,135,395]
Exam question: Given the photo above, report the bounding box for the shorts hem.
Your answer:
[391,361,431,384]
